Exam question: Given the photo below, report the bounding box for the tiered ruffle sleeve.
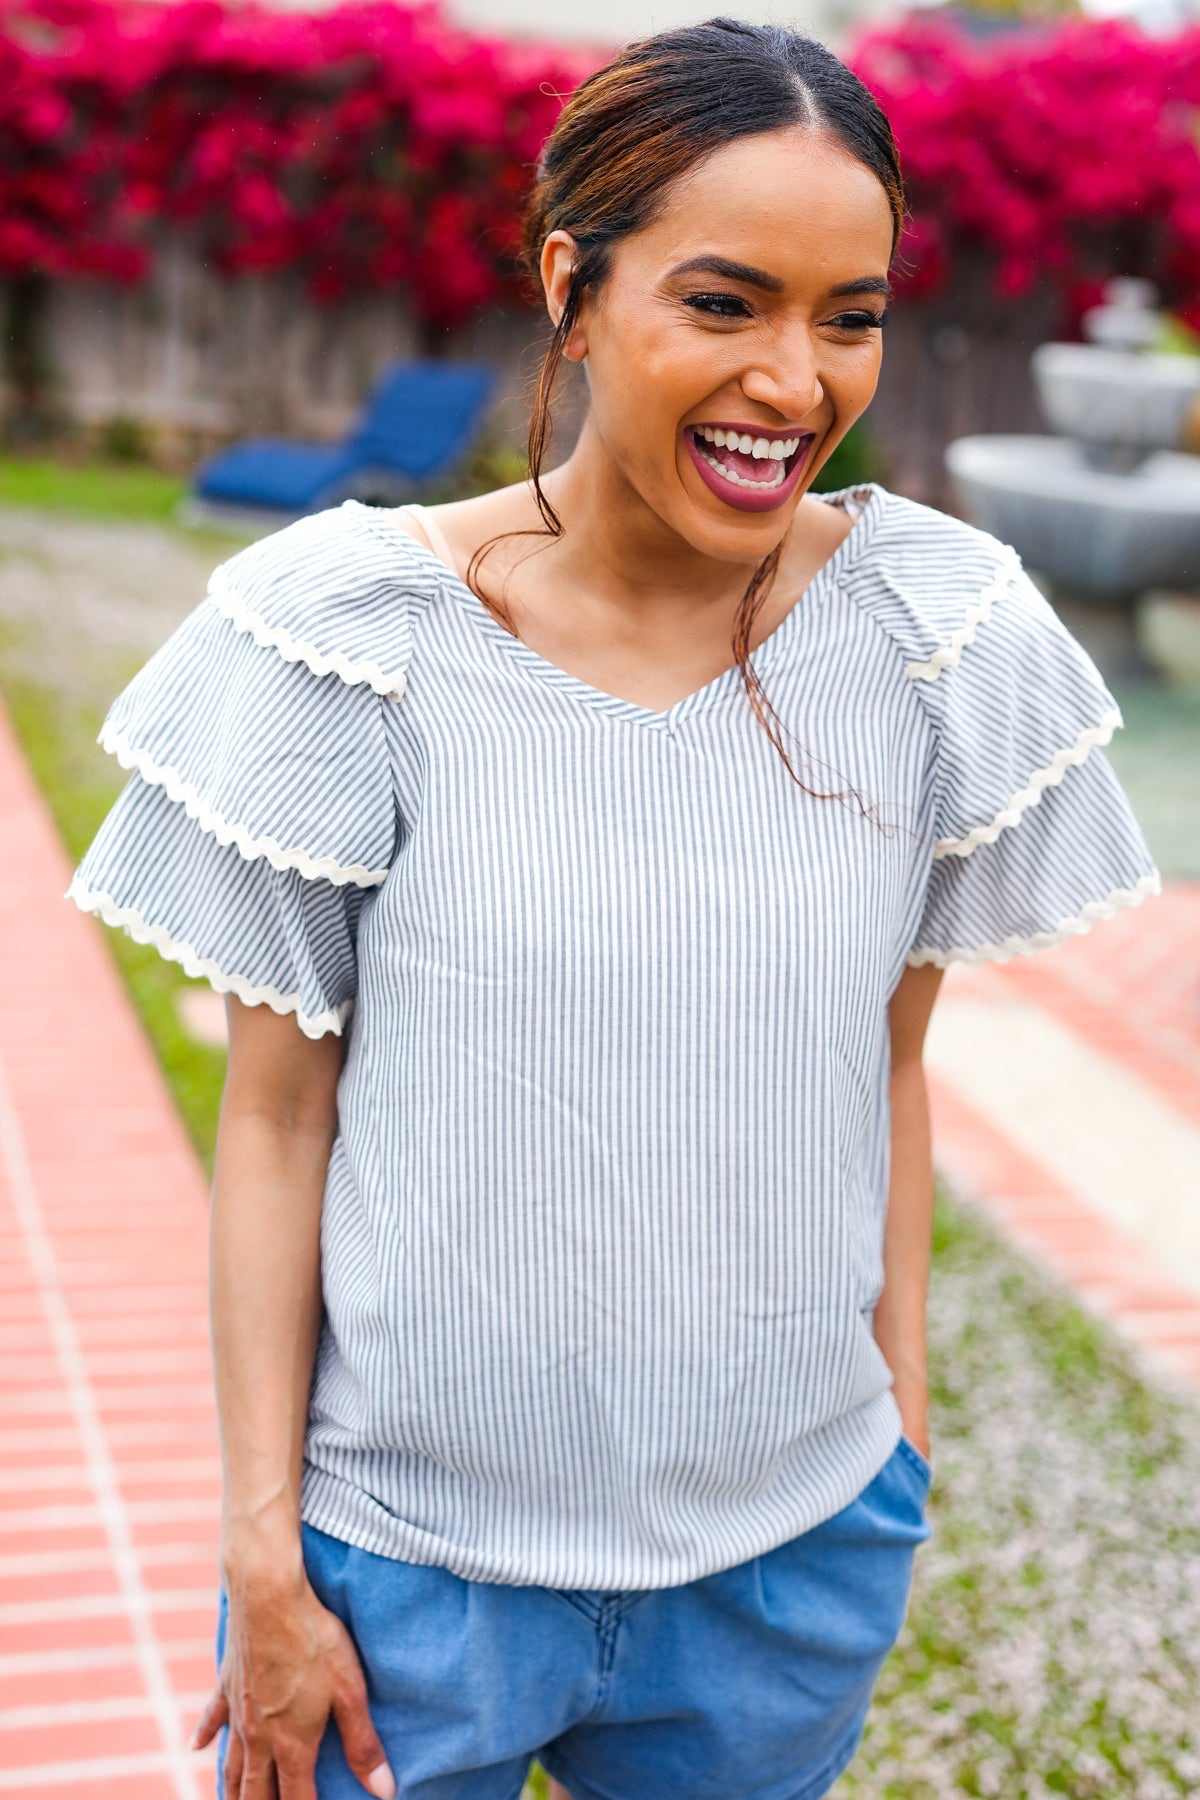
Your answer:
[884,525,1161,967]
[66,505,413,1037]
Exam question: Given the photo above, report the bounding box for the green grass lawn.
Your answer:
[0,454,188,521]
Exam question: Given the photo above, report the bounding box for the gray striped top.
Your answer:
[68,483,1160,1587]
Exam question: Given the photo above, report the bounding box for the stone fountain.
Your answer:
[945,279,1200,677]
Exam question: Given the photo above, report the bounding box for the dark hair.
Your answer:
[470,18,905,800]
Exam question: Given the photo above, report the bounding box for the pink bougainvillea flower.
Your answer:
[848,14,1200,323]
[2,0,1199,328]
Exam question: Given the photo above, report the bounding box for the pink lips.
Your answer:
[684,426,815,515]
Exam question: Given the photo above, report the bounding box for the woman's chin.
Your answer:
[666,475,805,559]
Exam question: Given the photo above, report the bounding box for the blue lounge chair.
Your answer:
[191,360,495,520]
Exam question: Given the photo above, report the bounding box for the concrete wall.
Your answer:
[34,245,550,464]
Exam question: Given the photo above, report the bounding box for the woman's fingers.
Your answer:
[240,1748,280,1800]
[272,1743,320,1800]
[222,1724,244,1800]
[329,1662,394,1799]
[212,1588,383,1799]
[189,1686,229,1751]
[218,1726,317,1800]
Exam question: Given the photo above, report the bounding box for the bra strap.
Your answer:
[398,503,459,578]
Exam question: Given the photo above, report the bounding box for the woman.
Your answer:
[68,19,1160,1800]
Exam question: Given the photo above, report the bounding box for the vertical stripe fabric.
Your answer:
[67,485,1160,1588]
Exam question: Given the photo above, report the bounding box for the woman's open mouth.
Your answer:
[684,422,816,514]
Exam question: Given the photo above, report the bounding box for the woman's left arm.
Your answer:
[873,962,946,1461]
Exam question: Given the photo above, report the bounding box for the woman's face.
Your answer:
[544,126,895,560]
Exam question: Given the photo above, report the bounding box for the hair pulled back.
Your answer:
[473,17,905,795]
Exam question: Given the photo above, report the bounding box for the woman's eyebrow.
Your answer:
[666,255,785,292]
[828,276,893,301]
[666,259,893,303]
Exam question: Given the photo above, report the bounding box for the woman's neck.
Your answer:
[537,416,778,626]
[530,415,854,633]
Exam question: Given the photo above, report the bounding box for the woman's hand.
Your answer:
[190,1573,395,1800]
[878,964,944,1474]
[201,1000,379,1796]
[895,1380,931,1463]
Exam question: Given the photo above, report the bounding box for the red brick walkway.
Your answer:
[0,698,217,1798]
[1,687,1198,1798]
[925,886,1200,1387]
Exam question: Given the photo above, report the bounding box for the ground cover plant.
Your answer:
[853,19,1200,327]
[838,1201,1200,1798]
[1,0,588,327]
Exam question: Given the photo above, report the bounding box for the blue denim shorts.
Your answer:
[215,1434,931,1800]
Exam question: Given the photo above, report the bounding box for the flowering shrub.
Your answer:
[849,17,1200,327]
[3,0,1200,328]
[0,0,590,324]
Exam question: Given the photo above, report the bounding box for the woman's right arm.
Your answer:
[190,997,395,1800]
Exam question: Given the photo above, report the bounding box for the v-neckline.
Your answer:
[353,484,885,734]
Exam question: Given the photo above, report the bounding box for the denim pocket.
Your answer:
[895,1433,933,1490]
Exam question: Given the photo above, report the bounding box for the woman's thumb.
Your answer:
[187,1687,230,1751]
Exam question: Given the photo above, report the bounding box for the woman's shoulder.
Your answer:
[92,502,434,890]
[397,479,553,582]
[837,484,1030,682]
[206,498,458,699]
[841,486,1125,850]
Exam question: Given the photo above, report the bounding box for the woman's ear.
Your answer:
[540,229,588,363]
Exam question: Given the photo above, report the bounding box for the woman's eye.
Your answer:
[682,292,754,320]
[828,309,889,332]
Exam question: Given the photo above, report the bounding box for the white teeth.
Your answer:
[691,428,806,466]
[696,443,788,490]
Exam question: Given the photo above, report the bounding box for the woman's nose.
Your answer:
[740,338,825,423]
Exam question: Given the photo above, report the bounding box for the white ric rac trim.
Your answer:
[906,869,1161,969]
[99,725,389,888]
[65,877,351,1039]
[905,550,1022,683]
[208,573,409,699]
[933,707,1123,860]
